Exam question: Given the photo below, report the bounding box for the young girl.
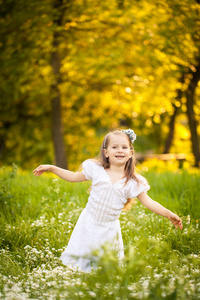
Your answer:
[33,129,183,272]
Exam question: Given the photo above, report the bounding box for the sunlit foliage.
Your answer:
[0,0,199,168]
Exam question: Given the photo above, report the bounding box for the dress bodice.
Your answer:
[82,160,150,223]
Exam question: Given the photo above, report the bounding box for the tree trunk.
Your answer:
[50,0,67,169]
[186,57,200,167]
[163,75,184,154]
[0,136,5,159]
[163,104,179,154]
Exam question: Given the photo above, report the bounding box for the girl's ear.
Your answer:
[103,149,109,158]
[129,149,133,158]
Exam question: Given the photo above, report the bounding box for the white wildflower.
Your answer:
[186,215,190,224]
[88,291,96,297]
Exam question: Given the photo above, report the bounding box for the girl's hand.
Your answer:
[33,165,51,177]
[168,212,183,230]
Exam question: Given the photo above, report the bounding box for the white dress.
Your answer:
[60,160,150,272]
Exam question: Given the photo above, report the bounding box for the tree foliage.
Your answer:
[0,0,199,168]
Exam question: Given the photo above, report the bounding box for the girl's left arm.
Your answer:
[137,192,183,230]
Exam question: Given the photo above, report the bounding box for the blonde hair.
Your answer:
[97,130,139,211]
[122,198,137,211]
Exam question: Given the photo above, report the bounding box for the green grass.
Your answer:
[0,164,200,299]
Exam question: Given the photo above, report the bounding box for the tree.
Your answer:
[159,0,200,166]
[186,57,200,167]
[0,0,53,166]
[50,0,68,168]
[0,0,200,168]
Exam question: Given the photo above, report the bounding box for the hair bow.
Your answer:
[122,129,137,144]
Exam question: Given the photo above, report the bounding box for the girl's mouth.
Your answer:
[115,155,124,158]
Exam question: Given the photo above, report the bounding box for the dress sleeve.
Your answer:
[128,175,150,198]
[82,159,95,181]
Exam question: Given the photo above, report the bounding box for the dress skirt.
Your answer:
[60,208,124,272]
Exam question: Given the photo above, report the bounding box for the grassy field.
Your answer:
[0,163,200,299]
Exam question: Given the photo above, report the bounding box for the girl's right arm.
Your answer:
[33,165,88,182]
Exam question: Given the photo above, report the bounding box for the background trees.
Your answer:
[0,0,199,169]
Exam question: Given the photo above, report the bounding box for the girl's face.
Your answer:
[104,135,132,167]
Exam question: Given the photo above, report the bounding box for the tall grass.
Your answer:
[0,164,199,299]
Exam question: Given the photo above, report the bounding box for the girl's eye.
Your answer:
[123,147,128,149]
[113,146,117,149]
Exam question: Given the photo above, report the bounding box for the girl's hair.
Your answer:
[98,130,139,185]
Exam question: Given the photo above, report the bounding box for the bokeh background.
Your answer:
[1,0,200,170]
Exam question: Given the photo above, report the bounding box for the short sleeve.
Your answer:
[128,175,150,198]
[82,159,95,181]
